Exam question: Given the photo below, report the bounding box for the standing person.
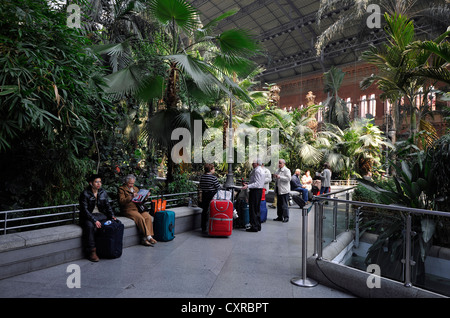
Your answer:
[79,174,116,262]
[199,163,221,235]
[261,163,272,194]
[273,159,291,223]
[241,159,265,232]
[320,163,332,194]
[118,174,156,247]
[290,169,309,202]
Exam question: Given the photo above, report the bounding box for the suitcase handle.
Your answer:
[215,189,231,201]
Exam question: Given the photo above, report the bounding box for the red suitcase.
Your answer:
[208,191,233,237]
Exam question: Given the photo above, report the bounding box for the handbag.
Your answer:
[150,195,167,216]
[135,202,146,213]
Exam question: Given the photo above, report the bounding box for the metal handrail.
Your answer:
[314,196,450,218]
[0,191,199,235]
[311,190,450,290]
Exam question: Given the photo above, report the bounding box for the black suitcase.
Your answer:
[292,194,306,209]
[95,219,124,258]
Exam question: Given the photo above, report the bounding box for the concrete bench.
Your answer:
[0,206,202,280]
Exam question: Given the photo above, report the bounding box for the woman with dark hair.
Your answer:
[199,163,221,235]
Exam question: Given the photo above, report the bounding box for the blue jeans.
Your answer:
[320,187,330,195]
[293,187,309,201]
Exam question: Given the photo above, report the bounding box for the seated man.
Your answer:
[79,174,116,262]
[290,169,309,202]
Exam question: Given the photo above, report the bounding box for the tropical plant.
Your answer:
[323,119,393,180]
[315,0,449,55]
[98,0,262,183]
[360,12,448,144]
[322,66,350,130]
[357,142,450,284]
[0,0,115,208]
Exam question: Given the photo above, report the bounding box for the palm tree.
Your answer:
[315,0,449,55]
[322,66,350,130]
[100,0,262,183]
[324,119,394,179]
[407,34,450,85]
[360,13,449,146]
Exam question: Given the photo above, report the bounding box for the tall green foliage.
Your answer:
[322,66,350,129]
[0,0,115,208]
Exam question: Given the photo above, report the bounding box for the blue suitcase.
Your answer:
[153,210,175,241]
[95,219,124,259]
[260,200,267,223]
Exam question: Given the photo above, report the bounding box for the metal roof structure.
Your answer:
[190,0,447,85]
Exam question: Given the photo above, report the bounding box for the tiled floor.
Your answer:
[0,205,353,299]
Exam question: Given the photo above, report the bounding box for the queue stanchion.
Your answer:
[291,204,318,288]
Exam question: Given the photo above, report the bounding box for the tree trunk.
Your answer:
[165,63,179,109]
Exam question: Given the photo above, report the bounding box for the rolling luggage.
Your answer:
[95,219,124,259]
[260,200,268,223]
[292,194,306,208]
[208,191,233,237]
[234,200,249,228]
[153,210,175,241]
[260,188,267,223]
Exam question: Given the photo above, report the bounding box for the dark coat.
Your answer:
[79,187,115,224]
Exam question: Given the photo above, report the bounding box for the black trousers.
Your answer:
[201,191,216,231]
[276,193,289,219]
[249,188,263,231]
[81,213,108,251]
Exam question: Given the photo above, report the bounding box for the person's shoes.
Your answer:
[89,248,99,262]
[282,217,289,223]
[246,228,258,232]
[141,238,153,246]
[149,238,157,245]
[273,217,283,221]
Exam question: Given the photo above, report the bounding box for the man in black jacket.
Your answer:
[79,174,116,262]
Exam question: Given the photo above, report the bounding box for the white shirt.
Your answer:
[247,165,265,189]
[261,166,272,192]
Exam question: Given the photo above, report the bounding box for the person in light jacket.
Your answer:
[273,159,291,223]
[320,163,332,194]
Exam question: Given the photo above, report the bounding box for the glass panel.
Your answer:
[413,215,450,296]
[316,194,450,296]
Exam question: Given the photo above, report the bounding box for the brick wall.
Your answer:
[276,61,447,135]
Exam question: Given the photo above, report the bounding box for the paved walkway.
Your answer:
[0,205,354,300]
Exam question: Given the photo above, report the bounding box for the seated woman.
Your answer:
[118,174,157,246]
[301,170,313,191]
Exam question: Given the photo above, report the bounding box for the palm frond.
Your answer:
[216,29,262,57]
[103,64,144,98]
[148,0,199,34]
